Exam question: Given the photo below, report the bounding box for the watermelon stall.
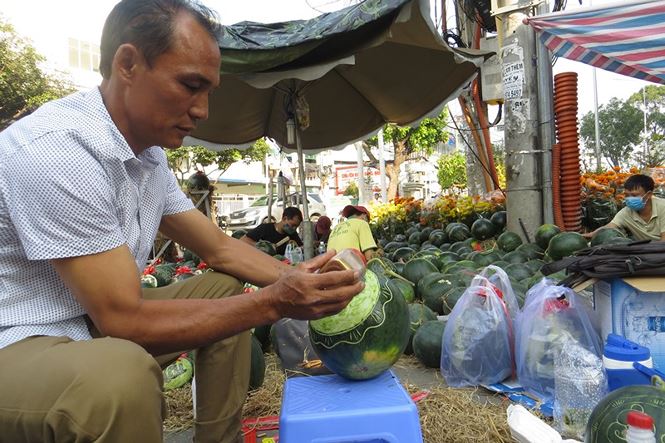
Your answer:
[157,186,638,442]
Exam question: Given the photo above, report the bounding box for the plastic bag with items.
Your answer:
[441,276,516,387]
[472,265,520,320]
[516,278,602,401]
[285,243,304,264]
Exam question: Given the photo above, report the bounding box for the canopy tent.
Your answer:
[526,0,665,85]
[186,0,488,152]
[186,0,489,258]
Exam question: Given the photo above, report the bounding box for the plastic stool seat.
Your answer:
[279,370,424,443]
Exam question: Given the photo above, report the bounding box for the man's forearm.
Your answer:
[109,289,280,356]
[207,236,289,287]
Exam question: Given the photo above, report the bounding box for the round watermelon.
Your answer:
[309,270,410,380]
[448,225,471,242]
[255,240,277,256]
[442,286,466,315]
[384,241,409,254]
[413,320,447,368]
[394,234,408,243]
[429,230,448,247]
[445,222,467,236]
[497,231,523,252]
[253,324,272,352]
[249,335,266,390]
[231,229,248,239]
[471,218,497,240]
[367,257,397,279]
[547,232,588,261]
[405,303,438,355]
[502,250,529,264]
[402,258,438,285]
[535,224,562,250]
[408,232,422,245]
[392,247,416,263]
[389,278,415,303]
[419,227,434,244]
[590,228,626,247]
[586,383,665,442]
[418,273,460,314]
[516,243,545,260]
[490,211,507,230]
[505,263,532,282]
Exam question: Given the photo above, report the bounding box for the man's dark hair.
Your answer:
[283,207,303,221]
[624,174,655,193]
[100,0,222,79]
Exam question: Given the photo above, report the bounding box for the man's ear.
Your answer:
[112,43,143,84]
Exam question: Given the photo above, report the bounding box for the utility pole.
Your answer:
[494,0,543,239]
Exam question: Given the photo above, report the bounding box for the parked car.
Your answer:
[225,193,327,232]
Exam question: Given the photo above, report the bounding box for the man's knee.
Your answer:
[199,272,244,299]
[76,338,163,408]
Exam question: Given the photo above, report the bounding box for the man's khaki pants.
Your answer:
[0,272,251,443]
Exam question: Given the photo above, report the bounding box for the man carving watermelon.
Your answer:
[0,1,363,442]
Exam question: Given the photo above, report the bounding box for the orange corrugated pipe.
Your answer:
[553,72,582,232]
[459,96,493,193]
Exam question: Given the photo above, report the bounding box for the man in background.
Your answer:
[327,205,378,261]
[241,206,304,255]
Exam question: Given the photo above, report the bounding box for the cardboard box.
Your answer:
[592,277,665,370]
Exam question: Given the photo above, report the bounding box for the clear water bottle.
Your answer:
[318,242,326,255]
[626,411,656,443]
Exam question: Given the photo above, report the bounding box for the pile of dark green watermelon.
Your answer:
[141,251,268,392]
[366,211,631,369]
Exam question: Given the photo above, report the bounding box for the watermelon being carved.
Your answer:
[308,270,410,380]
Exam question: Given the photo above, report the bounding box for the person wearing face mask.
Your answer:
[584,174,665,241]
[241,206,304,255]
[327,205,378,261]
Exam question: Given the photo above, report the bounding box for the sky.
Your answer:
[0,0,652,118]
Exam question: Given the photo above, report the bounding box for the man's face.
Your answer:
[124,13,221,150]
[625,187,651,199]
[284,217,302,230]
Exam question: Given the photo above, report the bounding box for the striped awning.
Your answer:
[526,0,665,84]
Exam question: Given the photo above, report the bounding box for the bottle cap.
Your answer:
[627,411,654,430]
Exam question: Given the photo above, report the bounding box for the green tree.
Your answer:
[437,151,467,190]
[165,138,273,183]
[627,85,665,167]
[580,98,643,169]
[0,17,74,130]
[364,109,449,200]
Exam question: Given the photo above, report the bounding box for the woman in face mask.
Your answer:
[584,174,665,242]
[241,206,304,255]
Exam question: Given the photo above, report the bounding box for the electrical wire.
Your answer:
[447,105,506,196]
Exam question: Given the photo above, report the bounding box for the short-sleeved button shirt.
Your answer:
[327,218,377,254]
[610,197,665,241]
[0,88,194,349]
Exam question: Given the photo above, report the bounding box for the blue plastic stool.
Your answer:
[279,370,424,443]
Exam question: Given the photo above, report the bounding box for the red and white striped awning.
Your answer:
[526,0,665,85]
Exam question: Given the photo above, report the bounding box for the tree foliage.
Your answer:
[0,18,75,130]
[437,151,467,190]
[627,85,665,167]
[580,98,643,168]
[165,138,273,183]
[365,109,449,200]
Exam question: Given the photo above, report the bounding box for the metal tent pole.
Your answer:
[378,129,387,202]
[295,128,314,260]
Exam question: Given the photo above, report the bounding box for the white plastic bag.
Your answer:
[441,277,515,387]
[515,278,602,401]
[473,265,521,319]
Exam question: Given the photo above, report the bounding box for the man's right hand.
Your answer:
[264,250,364,321]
